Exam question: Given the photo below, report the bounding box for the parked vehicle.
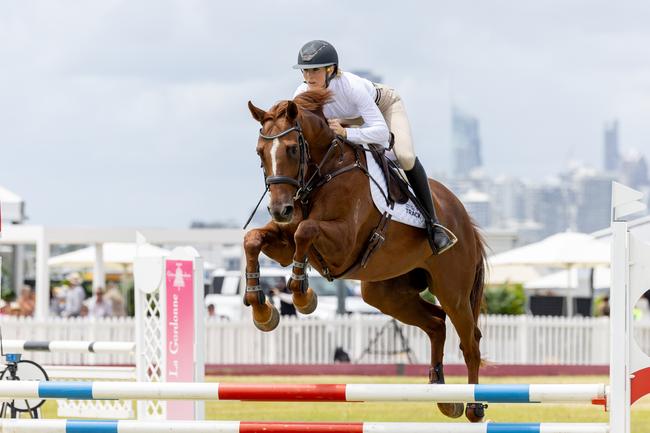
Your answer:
[205,267,380,320]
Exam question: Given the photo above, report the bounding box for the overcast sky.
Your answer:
[1,1,649,228]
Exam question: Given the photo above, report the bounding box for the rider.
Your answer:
[292,40,456,255]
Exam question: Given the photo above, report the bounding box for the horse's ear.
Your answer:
[248,101,266,124]
[286,101,298,122]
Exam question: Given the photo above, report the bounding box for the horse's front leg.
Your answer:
[243,224,293,331]
[288,219,344,314]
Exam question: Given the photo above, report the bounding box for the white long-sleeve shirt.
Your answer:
[293,71,390,147]
[62,285,86,317]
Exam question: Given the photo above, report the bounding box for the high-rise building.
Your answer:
[525,182,571,238]
[452,107,482,178]
[574,169,615,233]
[491,176,527,226]
[604,120,620,173]
[460,190,492,228]
[619,151,649,189]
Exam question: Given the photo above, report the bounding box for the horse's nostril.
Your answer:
[282,205,294,217]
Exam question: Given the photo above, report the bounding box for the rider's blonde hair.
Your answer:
[327,65,342,77]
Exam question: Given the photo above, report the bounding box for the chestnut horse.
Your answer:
[245,89,488,423]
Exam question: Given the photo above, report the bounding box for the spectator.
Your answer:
[0,299,8,315]
[207,304,216,317]
[86,289,113,318]
[16,285,35,316]
[61,273,87,318]
[50,285,67,316]
[104,282,126,317]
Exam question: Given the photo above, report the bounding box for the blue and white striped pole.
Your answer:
[0,419,611,433]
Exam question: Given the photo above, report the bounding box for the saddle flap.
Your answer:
[367,140,409,205]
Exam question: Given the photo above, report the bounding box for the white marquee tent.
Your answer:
[488,231,610,315]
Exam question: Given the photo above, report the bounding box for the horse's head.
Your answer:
[248,89,333,224]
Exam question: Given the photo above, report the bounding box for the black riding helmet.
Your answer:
[293,40,338,86]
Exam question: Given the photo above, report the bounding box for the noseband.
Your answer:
[259,122,310,191]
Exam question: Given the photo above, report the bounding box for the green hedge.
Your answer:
[485,284,525,315]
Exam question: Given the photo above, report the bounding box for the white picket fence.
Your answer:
[1,314,648,366]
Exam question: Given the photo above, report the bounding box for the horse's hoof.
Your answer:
[465,402,486,423]
[294,287,318,314]
[437,402,464,419]
[252,301,280,332]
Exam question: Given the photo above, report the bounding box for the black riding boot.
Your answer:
[405,158,457,255]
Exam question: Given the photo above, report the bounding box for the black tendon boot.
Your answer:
[405,158,457,255]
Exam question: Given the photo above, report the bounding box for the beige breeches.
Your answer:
[375,83,416,171]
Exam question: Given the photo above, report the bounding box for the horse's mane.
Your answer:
[272,89,332,119]
[293,88,332,112]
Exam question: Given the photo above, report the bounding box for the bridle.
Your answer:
[258,122,310,193]
[242,121,311,229]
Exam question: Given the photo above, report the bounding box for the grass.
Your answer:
[36,375,650,431]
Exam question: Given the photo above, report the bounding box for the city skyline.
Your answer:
[443,118,650,242]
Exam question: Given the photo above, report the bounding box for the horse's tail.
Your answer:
[470,223,488,324]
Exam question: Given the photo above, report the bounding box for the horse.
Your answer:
[244,88,488,423]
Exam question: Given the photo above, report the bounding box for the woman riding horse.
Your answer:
[246,85,488,422]
[292,39,456,255]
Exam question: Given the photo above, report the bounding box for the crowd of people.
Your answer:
[48,273,126,318]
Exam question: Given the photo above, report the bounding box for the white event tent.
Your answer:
[49,242,171,269]
[488,231,610,315]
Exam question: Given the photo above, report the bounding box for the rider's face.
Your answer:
[302,67,327,90]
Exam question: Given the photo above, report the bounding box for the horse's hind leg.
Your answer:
[441,300,485,423]
[423,305,465,419]
[360,273,463,419]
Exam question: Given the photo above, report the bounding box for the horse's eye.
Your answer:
[286,145,298,158]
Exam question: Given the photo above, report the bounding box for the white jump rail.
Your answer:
[0,382,608,404]
[1,340,135,354]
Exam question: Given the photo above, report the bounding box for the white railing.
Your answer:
[1,314,648,366]
[0,316,134,366]
[202,314,617,366]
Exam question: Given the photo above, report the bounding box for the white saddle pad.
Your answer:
[366,152,425,228]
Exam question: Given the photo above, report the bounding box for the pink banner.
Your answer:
[165,259,195,419]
